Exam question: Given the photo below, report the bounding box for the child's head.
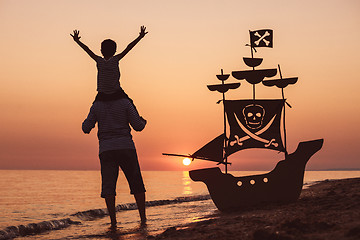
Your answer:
[101,39,117,58]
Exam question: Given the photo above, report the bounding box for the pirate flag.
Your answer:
[224,99,285,156]
[250,29,273,48]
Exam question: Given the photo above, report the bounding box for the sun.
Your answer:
[182,158,192,166]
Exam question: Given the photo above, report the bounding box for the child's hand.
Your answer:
[139,26,148,38]
[70,30,81,42]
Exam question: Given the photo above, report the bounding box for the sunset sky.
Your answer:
[0,0,359,171]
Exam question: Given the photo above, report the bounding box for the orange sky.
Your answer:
[0,0,359,171]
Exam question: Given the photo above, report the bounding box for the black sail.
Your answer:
[191,134,225,163]
[224,99,285,156]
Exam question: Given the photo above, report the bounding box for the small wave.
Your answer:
[0,194,210,239]
[0,218,81,240]
[303,179,329,188]
[72,194,210,220]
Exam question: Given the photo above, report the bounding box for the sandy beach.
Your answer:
[152,178,360,240]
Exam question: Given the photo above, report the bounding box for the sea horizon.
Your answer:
[1,168,360,171]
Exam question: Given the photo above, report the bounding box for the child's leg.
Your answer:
[118,88,139,112]
[93,88,138,112]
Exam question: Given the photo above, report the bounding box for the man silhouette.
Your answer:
[82,97,147,229]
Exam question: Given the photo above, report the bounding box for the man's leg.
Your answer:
[118,149,147,225]
[105,195,117,228]
[100,151,120,229]
[134,192,146,224]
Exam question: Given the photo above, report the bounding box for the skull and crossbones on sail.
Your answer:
[224,99,285,155]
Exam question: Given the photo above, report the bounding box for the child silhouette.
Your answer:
[71,26,148,104]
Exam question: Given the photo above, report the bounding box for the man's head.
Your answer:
[101,39,117,58]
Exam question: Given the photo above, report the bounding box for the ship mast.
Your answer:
[278,64,288,156]
[217,69,230,173]
[249,30,256,101]
[262,64,298,157]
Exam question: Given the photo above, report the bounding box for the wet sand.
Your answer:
[151,178,360,240]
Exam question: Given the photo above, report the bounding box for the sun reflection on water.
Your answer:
[182,171,193,195]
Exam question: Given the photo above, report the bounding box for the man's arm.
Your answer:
[127,101,147,132]
[82,104,97,134]
[71,30,98,61]
[115,26,148,61]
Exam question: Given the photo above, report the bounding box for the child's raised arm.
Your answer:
[115,26,148,60]
[70,30,98,61]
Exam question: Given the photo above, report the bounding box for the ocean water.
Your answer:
[0,170,359,239]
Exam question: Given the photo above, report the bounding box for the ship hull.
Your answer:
[189,139,323,212]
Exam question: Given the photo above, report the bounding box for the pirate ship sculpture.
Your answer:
[163,29,323,211]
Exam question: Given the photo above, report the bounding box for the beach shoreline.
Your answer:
[152,178,360,240]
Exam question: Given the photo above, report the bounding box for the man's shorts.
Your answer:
[99,149,146,198]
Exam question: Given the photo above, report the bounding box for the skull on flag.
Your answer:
[243,104,265,129]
